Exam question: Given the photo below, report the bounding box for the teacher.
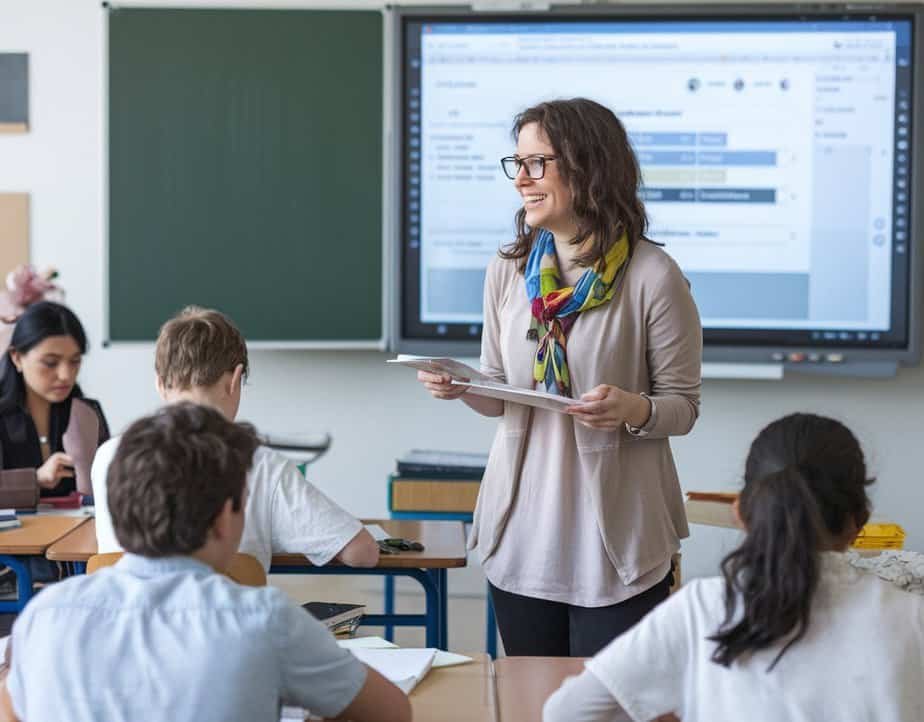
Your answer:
[417,98,702,657]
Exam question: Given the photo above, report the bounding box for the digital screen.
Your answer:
[400,13,915,353]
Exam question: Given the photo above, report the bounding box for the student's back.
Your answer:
[545,413,924,722]
[587,558,924,722]
[5,403,409,722]
[7,555,364,722]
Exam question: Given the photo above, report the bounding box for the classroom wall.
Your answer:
[3,0,923,594]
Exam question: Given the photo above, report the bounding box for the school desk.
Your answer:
[410,653,494,722]
[0,515,90,612]
[493,657,586,722]
[46,518,466,649]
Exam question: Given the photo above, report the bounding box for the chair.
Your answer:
[86,552,267,587]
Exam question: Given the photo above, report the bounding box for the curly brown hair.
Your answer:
[107,402,260,556]
[499,98,648,271]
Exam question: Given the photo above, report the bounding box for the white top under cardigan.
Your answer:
[471,241,702,604]
[544,553,924,722]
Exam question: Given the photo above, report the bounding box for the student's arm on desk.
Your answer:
[543,671,630,722]
[335,527,379,568]
[331,666,411,722]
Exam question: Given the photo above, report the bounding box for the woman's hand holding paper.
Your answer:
[567,384,651,431]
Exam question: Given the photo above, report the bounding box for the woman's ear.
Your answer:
[8,349,22,373]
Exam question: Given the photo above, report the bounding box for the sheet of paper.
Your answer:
[364,524,389,542]
[432,650,473,668]
[387,355,491,383]
[453,380,586,414]
[349,648,437,694]
[338,636,399,650]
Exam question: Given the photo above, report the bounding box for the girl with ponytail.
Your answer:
[544,413,924,722]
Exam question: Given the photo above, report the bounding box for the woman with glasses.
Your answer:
[417,98,702,657]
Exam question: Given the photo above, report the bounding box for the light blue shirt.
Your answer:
[7,555,367,722]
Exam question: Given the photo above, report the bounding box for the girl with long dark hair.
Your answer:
[544,413,924,722]
[0,301,109,497]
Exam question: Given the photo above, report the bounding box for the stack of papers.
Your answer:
[387,355,584,414]
[278,638,473,720]
[0,509,21,530]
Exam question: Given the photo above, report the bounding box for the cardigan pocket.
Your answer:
[575,424,626,454]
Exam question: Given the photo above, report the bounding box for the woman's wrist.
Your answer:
[626,393,652,429]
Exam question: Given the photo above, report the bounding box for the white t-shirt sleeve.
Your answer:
[275,594,368,717]
[586,582,701,722]
[269,455,363,566]
[90,436,124,553]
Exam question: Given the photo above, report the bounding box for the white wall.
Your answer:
[2,0,923,593]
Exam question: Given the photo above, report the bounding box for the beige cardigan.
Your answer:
[470,240,703,586]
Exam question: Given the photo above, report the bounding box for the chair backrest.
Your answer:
[86,552,267,587]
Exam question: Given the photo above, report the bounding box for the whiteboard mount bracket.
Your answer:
[470,0,551,11]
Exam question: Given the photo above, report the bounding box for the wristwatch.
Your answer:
[626,393,656,437]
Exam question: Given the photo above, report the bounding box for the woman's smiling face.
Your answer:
[513,122,575,238]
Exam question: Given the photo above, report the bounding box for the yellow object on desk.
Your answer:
[852,523,906,550]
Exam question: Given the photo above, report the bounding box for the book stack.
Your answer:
[389,450,488,517]
[303,602,366,637]
[684,491,738,529]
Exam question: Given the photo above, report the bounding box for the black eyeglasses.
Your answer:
[500,154,557,180]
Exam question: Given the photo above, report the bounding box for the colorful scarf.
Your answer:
[525,228,629,396]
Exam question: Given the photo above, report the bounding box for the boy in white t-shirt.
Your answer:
[92,306,378,571]
[544,413,924,722]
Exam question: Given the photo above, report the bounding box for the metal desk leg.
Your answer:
[486,587,497,658]
[384,575,395,642]
[431,568,448,651]
[0,555,34,614]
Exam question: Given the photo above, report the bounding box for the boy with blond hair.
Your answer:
[92,306,378,570]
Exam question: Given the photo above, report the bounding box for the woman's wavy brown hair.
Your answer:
[499,98,648,271]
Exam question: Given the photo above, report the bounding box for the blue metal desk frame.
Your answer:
[270,563,449,650]
[386,509,497,658]
[0,555,34,613]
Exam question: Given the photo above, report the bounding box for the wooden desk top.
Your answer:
[494,657,586,722]
[47,518,468,569]
[0,515,90,556]
[274,519,468,569]
[410,654,494,722]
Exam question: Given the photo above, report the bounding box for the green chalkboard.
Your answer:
[108,9,383,343]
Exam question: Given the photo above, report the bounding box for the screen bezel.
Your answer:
[392,4,923,369]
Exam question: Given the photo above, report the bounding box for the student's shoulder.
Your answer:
[656,576,728,627]
[92,434,122,470]
[249,445,297,482]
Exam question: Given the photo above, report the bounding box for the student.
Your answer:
[0,301,109,497]
[4,403,410,722]
[91,306,378,571]
[543,413,924,722]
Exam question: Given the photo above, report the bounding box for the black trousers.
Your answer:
[489,571,672,657]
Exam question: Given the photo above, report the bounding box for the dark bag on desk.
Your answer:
[0,468,40,510]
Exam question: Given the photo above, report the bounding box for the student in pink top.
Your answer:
[417,98,702,656]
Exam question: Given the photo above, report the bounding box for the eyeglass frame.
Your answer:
[499,154,558,180]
